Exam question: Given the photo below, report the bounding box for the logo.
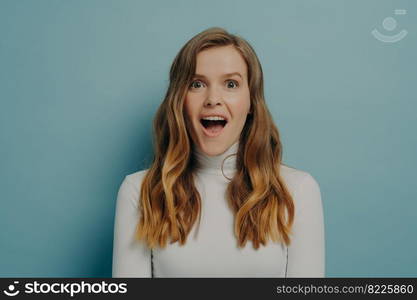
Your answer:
[372,9,408,43]
[3,280,128,297]
[3,281,20,297]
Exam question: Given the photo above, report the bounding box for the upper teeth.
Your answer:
[202,116,226,121]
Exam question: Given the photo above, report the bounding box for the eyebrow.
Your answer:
[193,72,243,79]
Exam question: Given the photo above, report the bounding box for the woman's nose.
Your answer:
[204,98,222,107]
[204,86,224,106]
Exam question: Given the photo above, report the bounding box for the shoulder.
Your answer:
[279,164,321,198]
[279,164,322,213]
[124,168,150,188]
[117,169,150,207]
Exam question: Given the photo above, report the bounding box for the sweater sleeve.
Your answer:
[112,176,152,277]
[286,172,325,277]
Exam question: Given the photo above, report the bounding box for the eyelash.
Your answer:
[189,79,239,89]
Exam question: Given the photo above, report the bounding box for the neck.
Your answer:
[193,141,239,179]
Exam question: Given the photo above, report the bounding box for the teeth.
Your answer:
[201,116,226,121]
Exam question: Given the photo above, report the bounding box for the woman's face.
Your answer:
[184,45,251,156]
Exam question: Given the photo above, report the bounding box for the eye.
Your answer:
[226,80,239,89]
[189,80,205,89]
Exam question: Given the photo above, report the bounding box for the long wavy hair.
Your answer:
[136,27,295,250]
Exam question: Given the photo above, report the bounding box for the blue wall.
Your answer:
[1,0,416,277]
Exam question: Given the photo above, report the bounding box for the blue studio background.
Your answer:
[1,0,416,277]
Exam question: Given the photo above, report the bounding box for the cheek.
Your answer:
[183,97,199,124]
[183,97,193,118]
[233,96,251,121]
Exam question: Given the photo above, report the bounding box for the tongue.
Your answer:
[206,123,224,134]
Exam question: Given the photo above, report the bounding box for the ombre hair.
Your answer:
[136,27,295,250]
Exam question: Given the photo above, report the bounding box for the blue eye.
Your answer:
[226,80,239,88]
[189,79,239,89]
[190,80,204,89]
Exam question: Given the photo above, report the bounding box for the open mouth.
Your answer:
[199,119,228,136]
[200,119,227,128]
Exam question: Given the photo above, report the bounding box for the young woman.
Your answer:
[112,27,325,278]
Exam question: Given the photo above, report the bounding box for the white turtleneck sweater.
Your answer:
[112,141,325,277]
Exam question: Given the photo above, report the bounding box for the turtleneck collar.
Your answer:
[193,140,239,178]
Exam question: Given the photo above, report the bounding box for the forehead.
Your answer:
[194,45,247,77]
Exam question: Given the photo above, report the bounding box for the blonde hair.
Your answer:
[136,27,295,250]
